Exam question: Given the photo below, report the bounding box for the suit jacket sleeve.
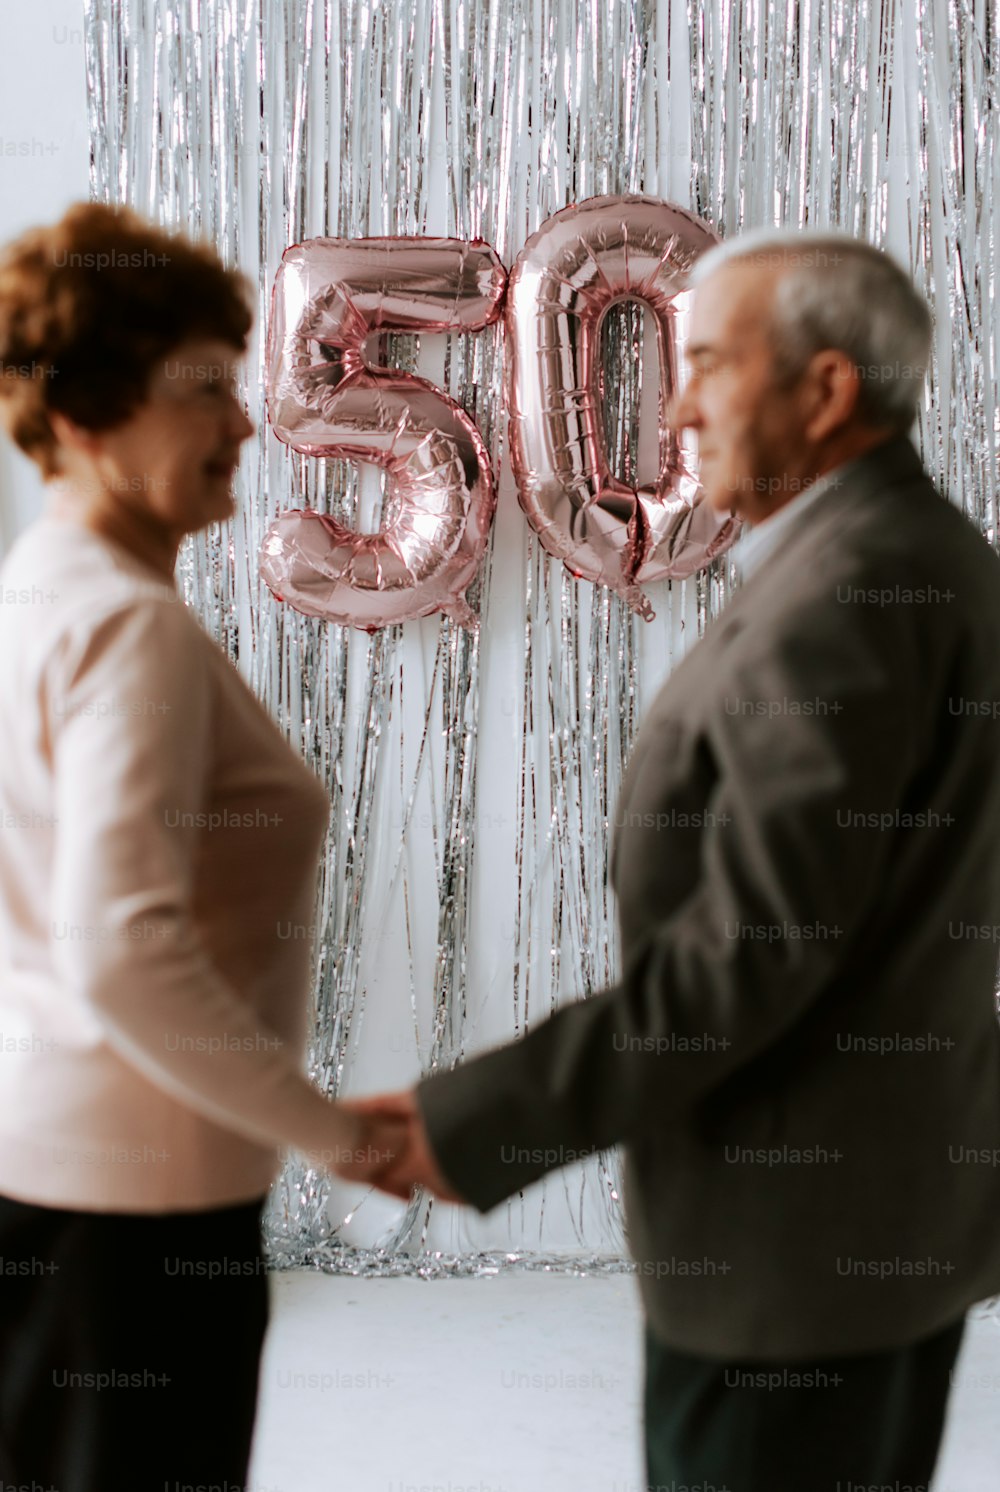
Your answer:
[416,583,927,1211]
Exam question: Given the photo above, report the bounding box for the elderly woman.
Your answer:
[0,203,396,1490]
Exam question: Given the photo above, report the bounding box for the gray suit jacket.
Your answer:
[417,434,1000,1360]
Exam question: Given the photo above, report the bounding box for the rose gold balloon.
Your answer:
[262,237,506,630]
[505,195,740,620]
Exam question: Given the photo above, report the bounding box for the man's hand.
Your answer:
[329,1105,410,1183]
[336,1089,464,1203]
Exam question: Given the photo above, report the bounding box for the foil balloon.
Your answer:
[506,195,741,620]
[262,237,506,630]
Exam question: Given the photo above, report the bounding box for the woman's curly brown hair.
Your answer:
[0,201,253,477]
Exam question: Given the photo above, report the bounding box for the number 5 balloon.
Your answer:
[505,195,740,621]
[261,237,506,630]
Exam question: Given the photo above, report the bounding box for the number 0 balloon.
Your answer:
[506,195,740,620]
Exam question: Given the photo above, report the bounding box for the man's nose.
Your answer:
[666,383,697,430]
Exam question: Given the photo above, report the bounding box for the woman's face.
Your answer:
[77,337,256,536]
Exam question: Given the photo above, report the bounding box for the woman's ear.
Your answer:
[47,409,103,457]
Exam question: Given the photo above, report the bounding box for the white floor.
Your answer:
[248,1272,1000,1492]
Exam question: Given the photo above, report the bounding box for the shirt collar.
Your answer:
[734,461,853,582]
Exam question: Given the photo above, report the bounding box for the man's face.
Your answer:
[671,262,816,522]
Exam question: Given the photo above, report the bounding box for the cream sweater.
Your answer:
[0,513,348,1212]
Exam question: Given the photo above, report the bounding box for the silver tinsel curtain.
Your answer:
[82,0,997,1273]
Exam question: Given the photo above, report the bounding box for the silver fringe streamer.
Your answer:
[82,0,999,1277]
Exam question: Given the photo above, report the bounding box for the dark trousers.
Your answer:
[0,1189,270,1492]
[644,1315,966,1492]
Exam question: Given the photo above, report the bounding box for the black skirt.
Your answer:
[0,1188,270,1492]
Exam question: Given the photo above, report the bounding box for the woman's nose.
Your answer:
[229,400,256,441]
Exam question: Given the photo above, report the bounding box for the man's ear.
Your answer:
[801,348,863,443]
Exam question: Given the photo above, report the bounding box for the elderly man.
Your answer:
[349,230,1000,1489]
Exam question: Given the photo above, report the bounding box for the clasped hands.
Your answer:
[334,1090,463,1203]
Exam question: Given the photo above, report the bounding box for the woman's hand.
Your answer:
[334,1091,463,1202]
[328,1101,410,1183]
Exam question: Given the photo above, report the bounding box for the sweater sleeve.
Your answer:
[46,594,351,1165]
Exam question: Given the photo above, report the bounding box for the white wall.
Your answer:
[0,1,89,552]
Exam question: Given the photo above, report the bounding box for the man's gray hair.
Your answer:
[687,228,933,433]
